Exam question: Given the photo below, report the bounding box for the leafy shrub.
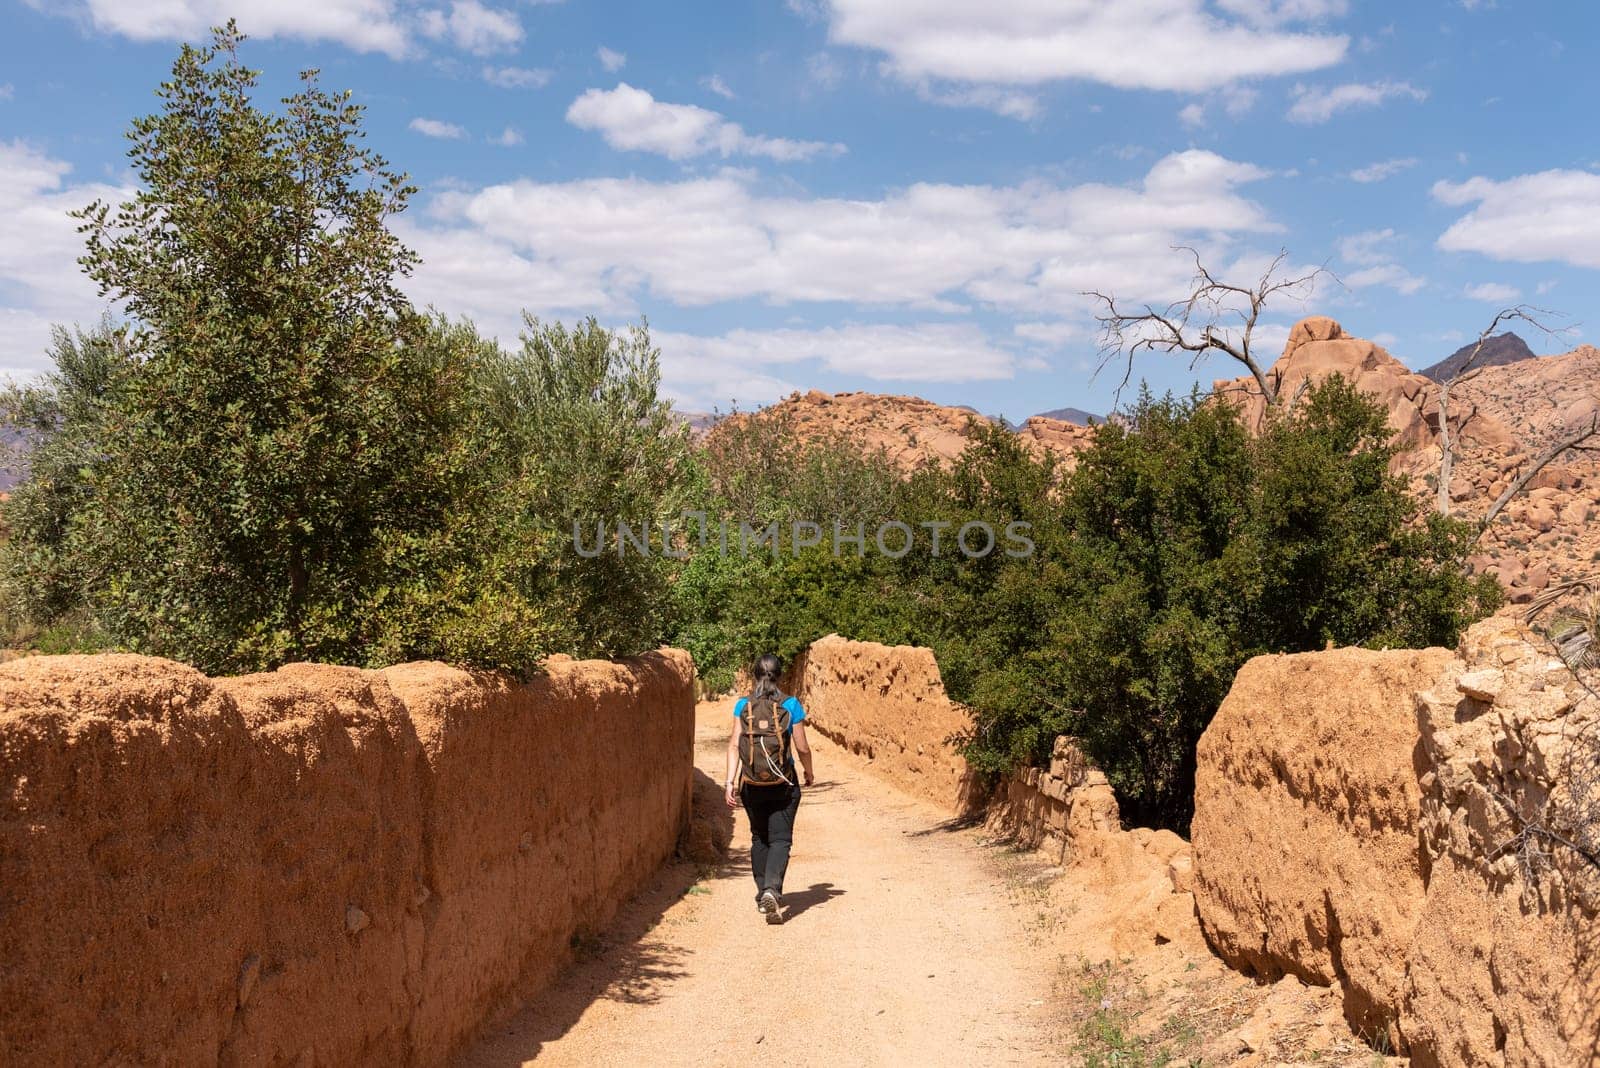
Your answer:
[0,29,692,674]
[1016,380,1497,828]
[684,380,1498,832]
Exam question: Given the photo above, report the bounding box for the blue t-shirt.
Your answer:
[733,695,805,733]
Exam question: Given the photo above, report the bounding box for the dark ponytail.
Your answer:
[751,653,783,701]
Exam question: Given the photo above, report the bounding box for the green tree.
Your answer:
[0,322,129,647]
[670,404,902,691]
[17,24,462,670]
[1043,380,1497,827]
[476,315,696,659]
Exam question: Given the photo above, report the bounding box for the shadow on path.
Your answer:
[905,812,986,837]
[781,882,846,923]
[457,768,743,1066]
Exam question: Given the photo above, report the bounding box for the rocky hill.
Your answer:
[1210,315,1464,453]
[1207,316,1597,602]
[1433,343,1600,601]
[727,317,1597,604]
[1417,330,1538,382]
[712,389,1094,473]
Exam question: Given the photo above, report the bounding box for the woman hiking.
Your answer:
[724,653,814,925]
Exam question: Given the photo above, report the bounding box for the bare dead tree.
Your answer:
[1087,248,1330,406]
[1435,305,1567,517]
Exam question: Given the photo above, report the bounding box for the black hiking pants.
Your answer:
[741,781,801,898]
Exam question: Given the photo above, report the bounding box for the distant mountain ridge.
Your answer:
[1030,406,1103,425]
[1418,332,1537,382]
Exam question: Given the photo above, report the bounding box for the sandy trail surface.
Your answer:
[457,699,1062,1067]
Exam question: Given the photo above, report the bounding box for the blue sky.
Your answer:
[2,1,1597,420]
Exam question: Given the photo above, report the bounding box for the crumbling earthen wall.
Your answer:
[789,634,1203,955]
[787,634,977,811]
[1191,618,1600,1065]
[983,735,1121,859]
[1191,646,1451,1050]
[0,649,695,1066]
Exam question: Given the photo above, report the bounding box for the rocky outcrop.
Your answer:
[711,389,1093,474]
[1430,343,1600,602]
[1013,415,1096,471]
[0,649,695,1066]
[1212,316,1467,453]
[1192,617,1600,1064]
[787,634,978,811]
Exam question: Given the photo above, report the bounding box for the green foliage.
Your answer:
[668,406,905,690]
[681,378,1497,832]
[1,28,691,674]
[35,24,440,670]
[0,321,129,637]
[1028,380,1497,827]
[475,315,695,660]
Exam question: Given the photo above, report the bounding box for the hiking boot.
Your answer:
[758,889,783,924]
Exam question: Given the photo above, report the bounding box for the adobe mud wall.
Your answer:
[786,634,976,812]
[1192,618,1600,1065]
[0,649,695,1066]
[788,634,1203,954]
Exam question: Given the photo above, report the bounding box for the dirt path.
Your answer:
[456,700,1063,1067]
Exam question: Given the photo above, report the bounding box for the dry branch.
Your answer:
[1436,305,1568,518]
[1087,248,1329,407]
[1479,414,1600,533]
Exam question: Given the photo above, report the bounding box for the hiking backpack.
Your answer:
[738,693,794,787]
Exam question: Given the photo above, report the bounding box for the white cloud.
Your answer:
[25,0,413,56]
[410,117,468,139]
[1217,0,1348,25]
[1348,157,1416,183]
[822,0,1347,93]
[1464,282,1520,304]
[1219,84,1259,117]
[488,126,523,146]
[597,46,627,71]
[0,141,131,376]
[403,149,1280,343]
[1344,263,1425,295]
[483,65,552,89]
[786,0,826,22]
[0,84,13,101]
[1286,80,1426,123]
[419,1,522,55]
[1178,85,1257,129]
[1013,321,1079,346]
[566,83,847,161]
[1371,331,1398,347]
[1337,227,1396,265]
[1336,228,1424,294]
[658,322,1019,394]
[1432,169,1600,269]
[1259,320,1295,351]
[914,83,1040,121]
[807,52,845,90]
[702,74,736,100]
